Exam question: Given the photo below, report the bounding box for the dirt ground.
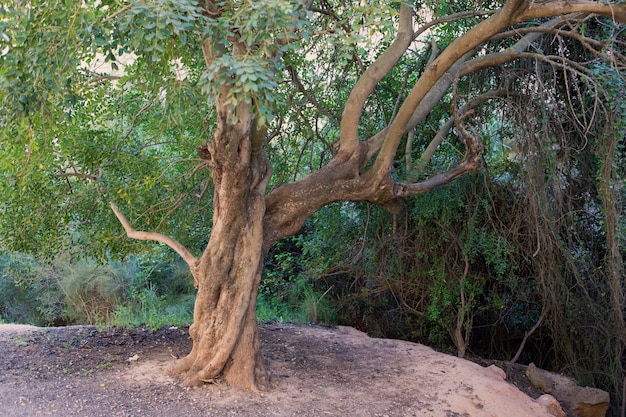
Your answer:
[0,323,558,417]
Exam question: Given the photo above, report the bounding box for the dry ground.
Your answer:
[0,323,555,416]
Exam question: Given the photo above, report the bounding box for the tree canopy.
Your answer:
[1,1,624,255]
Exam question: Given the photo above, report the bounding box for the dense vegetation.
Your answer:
[1,0,625,413]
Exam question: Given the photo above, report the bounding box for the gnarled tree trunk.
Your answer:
[168,96,272,391]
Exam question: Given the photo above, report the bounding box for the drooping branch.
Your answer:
[338,2,414,158]
[367,0,625,179]
[393,129,483,198]
[417,88,510,170]
[109,202,199,270]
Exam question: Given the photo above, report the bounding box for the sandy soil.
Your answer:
[0,323,556,417]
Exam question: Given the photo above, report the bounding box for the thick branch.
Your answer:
[515,1,626,24]
[338,2,413,158]
[364,14,557,161]
[109,202,199,269]
[368,0,527,179]
[363,54,473,162]
[266,0,626,243]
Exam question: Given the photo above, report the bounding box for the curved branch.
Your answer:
[338,3,414,158]
[515,1,626,24]
[266,0,626,243]
[367,0,624,180]
[368,0,528,180]
[418,88,510,170]
[363,52,474,162]
[411,10,495,42]
[364,9,559,163]
[397,45,607,199]
[109,202,199,269]
[393,130,483,199]
[494,25,626,64]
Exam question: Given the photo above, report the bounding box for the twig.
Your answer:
[510,308,546,364]
[105,4,132,21]
[55,167,103,182]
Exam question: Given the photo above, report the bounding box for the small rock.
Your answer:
[570,387,610,417]
[536,394,566,417]
[526,363,555,393]
[525,363,610,417]
[486,364,506,380]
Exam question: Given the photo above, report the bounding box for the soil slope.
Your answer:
[0,323,553,417]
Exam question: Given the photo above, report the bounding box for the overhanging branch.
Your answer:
[418,88,510,170]
[363,12,558,163]
[109,202,199,269]
[368,0,527,179]
[393,130,483,198]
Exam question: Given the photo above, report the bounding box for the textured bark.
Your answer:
[167,92,271,390]
[168,253,269,390]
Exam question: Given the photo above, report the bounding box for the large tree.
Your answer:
[1,0,625,391]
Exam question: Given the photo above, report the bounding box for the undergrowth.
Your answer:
[0,249,196,329]
[0,243,337,330]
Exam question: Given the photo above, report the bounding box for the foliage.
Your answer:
[55,257,125,325]
[111,285,194,330]
[260,227,338,325]
[0,251,66,326]
[0,247,195,329]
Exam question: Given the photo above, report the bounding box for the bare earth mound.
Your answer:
[0,323,552,416]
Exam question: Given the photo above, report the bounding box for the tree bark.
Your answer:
[167,94,272,391]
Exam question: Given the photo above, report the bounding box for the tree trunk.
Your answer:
[168,98,271,391]
[168,251,269,391]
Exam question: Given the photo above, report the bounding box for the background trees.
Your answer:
[1,0,625,412]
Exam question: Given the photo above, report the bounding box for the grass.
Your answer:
[256,282,337,325]
[110,289,194,330]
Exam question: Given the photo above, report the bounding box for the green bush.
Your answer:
[259,228,338,325]
[55,258,125,325]
[0,252,67,326]
[111,285,194,330]
[0,248,195,329]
